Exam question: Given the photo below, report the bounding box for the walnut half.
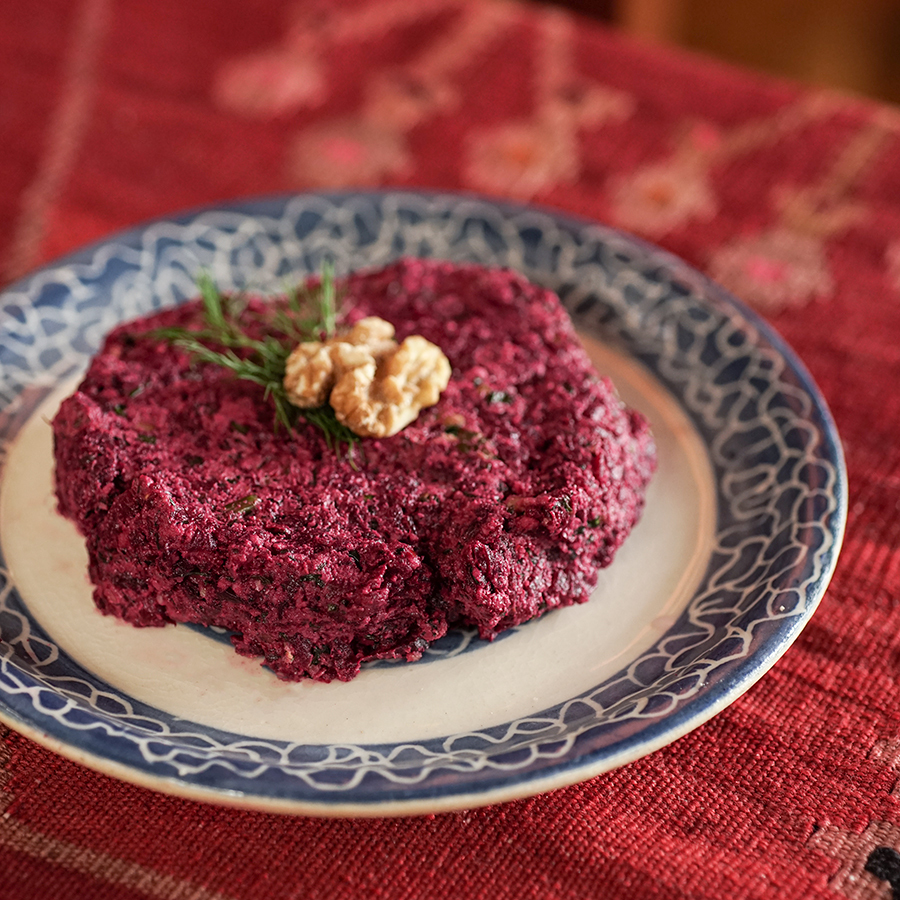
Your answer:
[283,317,451,438]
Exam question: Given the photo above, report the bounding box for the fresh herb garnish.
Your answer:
[224,493,259,513]
[149,267,359,456]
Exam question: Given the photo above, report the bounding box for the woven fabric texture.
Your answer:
[2,0,900,897]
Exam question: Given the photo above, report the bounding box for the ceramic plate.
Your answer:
[0,191,845,816]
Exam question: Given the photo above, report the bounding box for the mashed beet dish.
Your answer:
[52,259,657,682]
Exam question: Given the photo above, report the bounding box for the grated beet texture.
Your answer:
[52,258,657,682]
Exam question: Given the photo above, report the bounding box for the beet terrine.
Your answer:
[52,258,657,682]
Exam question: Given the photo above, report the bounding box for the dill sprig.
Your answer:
[149,266,360,455]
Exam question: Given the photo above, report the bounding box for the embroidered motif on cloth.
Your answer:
[811,821,900,899]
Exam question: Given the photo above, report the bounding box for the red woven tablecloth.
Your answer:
[3,1,900,897]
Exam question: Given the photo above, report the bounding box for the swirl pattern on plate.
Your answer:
[0,192,845,809]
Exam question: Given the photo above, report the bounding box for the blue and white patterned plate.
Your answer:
[0,191,845,816]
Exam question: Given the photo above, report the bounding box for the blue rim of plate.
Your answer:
[0,190,846,816]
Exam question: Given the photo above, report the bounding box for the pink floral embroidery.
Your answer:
[742,256,790,284]
[611,160,716,236]
[213,51,325,118]
[810,820,900,899]
[365,70,459,130]
[708,228,833,312]
[466,122,577,199]
[215,0,520,188]
[212,0,458,119]
[289,119,412,188]
[466,83,631,199]
[463,5,632,200]
[465,77,631,199]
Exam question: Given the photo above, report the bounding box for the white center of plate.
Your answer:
[0,335,715,745]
